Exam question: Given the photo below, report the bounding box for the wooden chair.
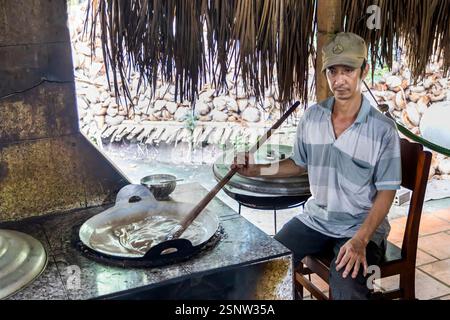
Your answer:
[295,139,432,300]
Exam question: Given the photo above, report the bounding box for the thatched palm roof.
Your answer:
[342,0,450,79]
[86,0,449,108]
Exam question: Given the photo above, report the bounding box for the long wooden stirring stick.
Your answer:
[166,101,301,241]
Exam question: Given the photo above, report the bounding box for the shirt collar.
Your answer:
[318,94,371,124]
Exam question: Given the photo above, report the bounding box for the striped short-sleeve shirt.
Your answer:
[291,95,402,245]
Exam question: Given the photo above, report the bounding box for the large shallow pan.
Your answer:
[79,185,219,259]
[213,144,310,196]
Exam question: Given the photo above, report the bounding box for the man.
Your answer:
[232,32,402,300]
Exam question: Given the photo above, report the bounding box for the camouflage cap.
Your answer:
[322,32,368,72]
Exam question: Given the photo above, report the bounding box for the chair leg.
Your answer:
[294,264,304,300]
[294,280,304,300]
[400,271,416,300]
[273,208,277,234]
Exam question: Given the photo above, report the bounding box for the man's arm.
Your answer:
[231,155,306,178]
[354,190,396,245]
[336,123,401,279]
[232,108,309,178]
[335,190,396,279]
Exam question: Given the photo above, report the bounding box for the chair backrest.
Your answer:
[400,139,432,264]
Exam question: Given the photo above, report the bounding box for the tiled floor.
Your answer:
[379,207,450,299]
[420,259,450,286]
[434,208,450,222]
[386,209,450,298]
[416,232,450,260]
[375,270,450,300]
[415,249,438,266]
[298,206,450,300]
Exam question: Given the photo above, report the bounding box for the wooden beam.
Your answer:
[295,273,329,300]
[316,0,343,102]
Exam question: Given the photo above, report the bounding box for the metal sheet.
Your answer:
[79,185,219,258]
[0,230,47,300]
[213,145,310,196]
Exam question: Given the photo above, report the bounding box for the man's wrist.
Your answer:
[353,233,370,246]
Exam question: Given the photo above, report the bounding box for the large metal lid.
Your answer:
[213,144,310,196]
[0,230,47,299]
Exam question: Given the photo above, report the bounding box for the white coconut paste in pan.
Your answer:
[90,216,207,256]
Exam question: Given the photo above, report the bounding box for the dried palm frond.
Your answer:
[209,0,316,108]
[86,0,207,105]
[341,0,399,79]
[86,0,448,110]
[172,0,206,102]
[342,0,450,80]
[204,0,236,93]
[86,0,317,111]
[232,0,260,98]
[401,0,450,78]
[231,0,276,100]
[277,0,316,104]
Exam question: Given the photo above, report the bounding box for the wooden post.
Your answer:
[316,0,343,102]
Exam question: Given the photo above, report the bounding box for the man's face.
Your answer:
[325,64,369,101]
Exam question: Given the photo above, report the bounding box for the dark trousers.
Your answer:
[274,218,385,300]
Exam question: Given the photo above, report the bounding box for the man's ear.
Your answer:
[361,63,370,80]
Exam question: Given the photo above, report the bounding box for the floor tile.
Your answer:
[418,214,450,236]
[418,232,450,260]
[388,214,450,243]
[433,207,450,223]
[388,217,407,244]
[378,270,450,300]
[416,249,438,266]
[419,259,450,286]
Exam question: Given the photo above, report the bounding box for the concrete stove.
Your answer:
[2,183,293,300]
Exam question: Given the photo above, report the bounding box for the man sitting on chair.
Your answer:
[232,32,402,300]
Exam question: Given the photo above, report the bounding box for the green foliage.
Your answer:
[231,134,250,153]
[182,112,199,134]
[181,111,199,146]
[90,135,97,145]
[372,65,390,83]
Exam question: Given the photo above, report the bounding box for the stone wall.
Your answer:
[68,4,302,148]
[371,62,450,179]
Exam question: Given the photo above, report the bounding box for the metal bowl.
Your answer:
[140,174,177,200]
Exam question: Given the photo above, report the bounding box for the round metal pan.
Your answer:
[0,230,47,299]
[79,185,219,259]
[213,144,310,196]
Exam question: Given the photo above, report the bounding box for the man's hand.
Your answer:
[231,152,306,178]
[335,237,368,279]
[334,190,395,280]
[231,152,259,177]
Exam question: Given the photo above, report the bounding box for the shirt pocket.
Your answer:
[337,156,373,195]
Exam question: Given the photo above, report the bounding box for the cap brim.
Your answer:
[322,57,365,72]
